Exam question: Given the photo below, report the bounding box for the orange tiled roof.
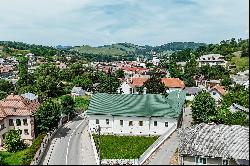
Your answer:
[211,85,226,95]
[130,78,149,87]
[0,94,40,120]
[161,78,185,89]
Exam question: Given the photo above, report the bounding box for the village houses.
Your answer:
[118,77,185,94]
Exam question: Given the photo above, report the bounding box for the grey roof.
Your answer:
[178,123,249,160]
[229,103,249,114]
[21,92,38,101]
[71,87,83,93]
[184,87,203,95]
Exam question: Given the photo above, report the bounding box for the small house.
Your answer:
[178,123,249,165]
[71,87,85,97]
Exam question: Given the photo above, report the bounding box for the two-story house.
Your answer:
[0,94,40,146]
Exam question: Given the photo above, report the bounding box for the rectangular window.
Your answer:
[9,119,14,126]
[154,121,157,126]
[106,119,109,125]
[0,124,4,130]
[222,159,229,165]
[129,88,132,94]
[165,122,168,127]
[18,129,22,135]
[24,129,29,135]
[195,156,207,165]
[23,119,28,126]
[120,120,123,126]
[139,121,143,126]
[129,121,133,126]
[96,119,99,124]
[16,119,21,126]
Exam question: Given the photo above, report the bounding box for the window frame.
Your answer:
[120,120,123,126]
[129,121,133,126]
[24,129,29,135]
[23,119,28,126]
[154,121,157,126]
[139,121,143,126]
[165,122,168,127]
[195,156,207,165]
[222,159,229,165]
[9,119,14,126]
[16,119,21,126]
[106,119,109,125]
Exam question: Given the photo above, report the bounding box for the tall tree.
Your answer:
[33,64,61,99]
[143,76,166,94]
[191,91,217,124]
[34,99,61,133]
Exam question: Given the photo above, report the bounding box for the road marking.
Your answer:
[65,120,85,165]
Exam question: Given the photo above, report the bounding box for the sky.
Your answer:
[0,0,249,46]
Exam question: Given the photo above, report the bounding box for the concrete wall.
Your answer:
[181,156,237,165]
[88,115,177,135]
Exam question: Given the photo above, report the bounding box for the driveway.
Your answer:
[40,115,96,165]
[144,106,193,165]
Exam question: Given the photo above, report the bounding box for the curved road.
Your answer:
[40,115,96,165]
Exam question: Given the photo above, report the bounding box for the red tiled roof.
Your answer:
[122,67,148,72]
[130,78,149,87]
[211,85,226,95]
[161,78,185,88]
[0,94,40,120]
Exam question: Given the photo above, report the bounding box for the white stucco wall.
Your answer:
[186,94,195,101]
[88,115,177,136]
[0,116,34,146]
[118,82,133,94]
[209,90,222,102]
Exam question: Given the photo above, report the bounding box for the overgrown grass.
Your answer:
[93,134,158,159]
[230,56,249,72]
[74,95,90,111]
[0,132,46,165]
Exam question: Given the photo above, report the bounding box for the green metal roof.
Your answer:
[86,90,186,118]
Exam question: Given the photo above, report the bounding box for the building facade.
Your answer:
[87,91,186,136]
[0,94,40,146]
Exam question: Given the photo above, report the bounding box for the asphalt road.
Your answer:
[145,106,193,165]
[40,115,96,165]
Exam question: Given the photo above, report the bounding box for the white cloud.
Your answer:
[0,0,248,46]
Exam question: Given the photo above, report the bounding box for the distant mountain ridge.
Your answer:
[71,42,206,56]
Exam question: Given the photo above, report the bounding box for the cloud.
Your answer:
[0,0,248,46]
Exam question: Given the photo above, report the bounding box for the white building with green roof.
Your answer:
[86,90,186,135]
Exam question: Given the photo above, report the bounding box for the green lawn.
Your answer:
[230,56,249,72]
[74,95,91,111]
[0,133,46,165]
[93,134,158,159]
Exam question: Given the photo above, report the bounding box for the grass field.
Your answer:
[93,134,158,159]
[74,95,91,111]
[230,56,249,72]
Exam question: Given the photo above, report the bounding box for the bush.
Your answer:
[4,130,26,153]
[1,132,46,165]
